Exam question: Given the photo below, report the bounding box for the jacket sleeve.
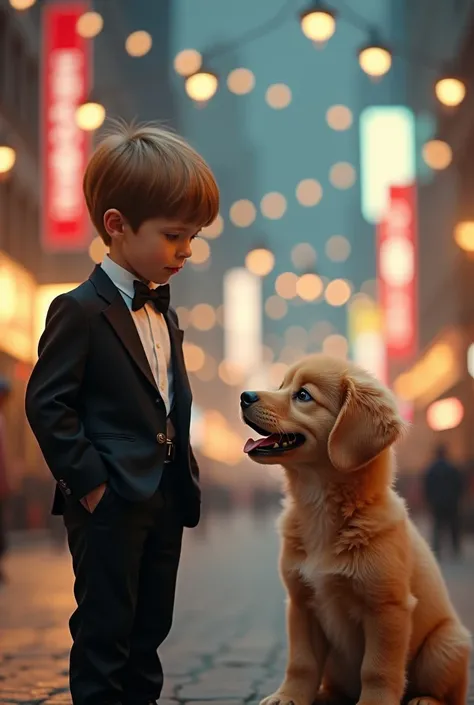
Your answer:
[25,294,109,500]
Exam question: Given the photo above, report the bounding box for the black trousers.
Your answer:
[432,507,461,557]
[63,474,183,705]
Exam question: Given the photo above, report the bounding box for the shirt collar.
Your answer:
[101,255,159,299]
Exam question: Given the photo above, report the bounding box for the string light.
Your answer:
[76,99,106,131]
[435,76,466,107]
[300,2,336,43]
[0,146,16,174]
[76,11,104,39]
[9,0,35,9]
[358,35,392,77]
[185,70,219,102]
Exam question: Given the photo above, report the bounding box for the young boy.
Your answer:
[25,121,219,705]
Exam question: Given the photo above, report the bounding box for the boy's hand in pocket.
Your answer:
[80,483,107,513]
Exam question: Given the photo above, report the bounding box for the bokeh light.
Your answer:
[245,248,275,277]
[291,243,317,269]
[359,45,392,77]
[326,235,351,262]
[227,68,255,95]
[88,236,108,264]
[76,11,103,38]
[201,214,224,239]
[190,238,211,264]
[329,162,356,189]
[174,49,202,76]
[265,84,292,109]
[322,334,349,358]
[275,272,298,299]
[183,342,205,372]
[265,296,287,320]
[454,221,474,252]
[229,199,257,227]
[261,192,287,219]
[296,273,324,301]
[190,304,216,331]
[300,9,336,42]
[125,30,152,57]
[185,71,218,102]
[325,279,352,306]
[435,77,466,107]
[296,179,323,206]
[422,140,452,170]
[326,105,353,131]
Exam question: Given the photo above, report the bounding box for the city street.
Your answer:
[0,507,473,705]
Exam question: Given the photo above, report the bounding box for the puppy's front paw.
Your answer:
[260,693,305,705]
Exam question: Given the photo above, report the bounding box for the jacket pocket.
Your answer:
[90,433,136,442]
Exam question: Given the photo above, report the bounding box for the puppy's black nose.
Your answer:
[240,391,259,409]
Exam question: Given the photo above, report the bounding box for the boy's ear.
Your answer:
[104,209,125,239]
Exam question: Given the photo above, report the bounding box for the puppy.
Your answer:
[241,354,471,705]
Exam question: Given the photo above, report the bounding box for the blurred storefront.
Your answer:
[391,2,474,510]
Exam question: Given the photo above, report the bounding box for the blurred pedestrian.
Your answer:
[0,376,12,584]
[423,444,465,558]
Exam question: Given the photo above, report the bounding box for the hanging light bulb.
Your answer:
[9,0,35,9]
[435,75,466,107]
[76,96,106,131]
[245,245,275,277]
[358,32,392,78]
[300,2,336,43]
[0,145,16,174]
[185,70,218,102]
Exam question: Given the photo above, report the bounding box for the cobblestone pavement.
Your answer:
[0,508,473,704]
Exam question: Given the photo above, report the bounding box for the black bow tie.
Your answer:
[132,280,170,314]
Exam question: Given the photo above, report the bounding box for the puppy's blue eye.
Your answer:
[294,388,313,402]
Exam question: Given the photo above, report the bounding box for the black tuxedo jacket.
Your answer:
[25,265,200,527]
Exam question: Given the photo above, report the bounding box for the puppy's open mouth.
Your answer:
[242,419,305,456]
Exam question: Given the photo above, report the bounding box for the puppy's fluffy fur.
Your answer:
[241,354,471,705]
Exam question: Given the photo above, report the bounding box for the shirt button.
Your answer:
[156,433,166,444]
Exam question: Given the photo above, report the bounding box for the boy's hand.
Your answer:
[80,483,107,513]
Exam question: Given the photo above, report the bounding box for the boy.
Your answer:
[25,121,219,705]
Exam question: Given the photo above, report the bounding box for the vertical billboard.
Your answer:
[41,3,91,252]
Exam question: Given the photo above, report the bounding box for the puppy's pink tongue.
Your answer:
[244,435,278,453]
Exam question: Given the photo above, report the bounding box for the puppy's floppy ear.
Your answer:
[328,372,405,472]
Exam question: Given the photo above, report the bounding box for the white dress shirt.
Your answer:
[101,256,174,416]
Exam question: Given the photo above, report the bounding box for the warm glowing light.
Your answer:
[125,31,152,57]
[296,273,323,301]
[218,360,245,386]
[329,162,356,189]
[245,248,275,277]
[190,304,216,331]
[190,238,211,264]
[261,192,287,219]
[422,140,452,170]
[326,105,353,131]
[454,221,474,252]
[201,214,224,239]
[229,199,256,227]
[227,68,255,95]
[394,342,456,403]
[427,397,464,431]
[325,279,351,306]
[88,236,108,264]
[182,342,205,372]
[435,78,466,107]
[300,9,336,42]
[326,235,351,262]
[76,11,103,38]
[323,334,348,359]
[359,45,392,77]
[265,296,287,320]
[0,146,16,174]
[296,179,323,206]
[174,49,202,76]
[9,0,35,9]
[185,71,218,102]
[76,101,106,131]
[175,306,190,329]
[291,243,317,269]
[265,83,292,109]
[275,272,298,299]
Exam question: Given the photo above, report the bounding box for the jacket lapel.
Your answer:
[90,266,159,392]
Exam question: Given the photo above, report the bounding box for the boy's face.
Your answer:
[105,210,200,284]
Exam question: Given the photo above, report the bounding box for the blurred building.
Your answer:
[393,0,474,485]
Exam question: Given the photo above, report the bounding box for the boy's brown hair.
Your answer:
[83,119,220,245]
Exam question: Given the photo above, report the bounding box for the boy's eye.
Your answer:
[164,233,179,241]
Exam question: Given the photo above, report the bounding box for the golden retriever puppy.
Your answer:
[240,354,471,705]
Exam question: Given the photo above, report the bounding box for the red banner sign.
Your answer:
[377,184,418,360]
[41,3,91,252]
